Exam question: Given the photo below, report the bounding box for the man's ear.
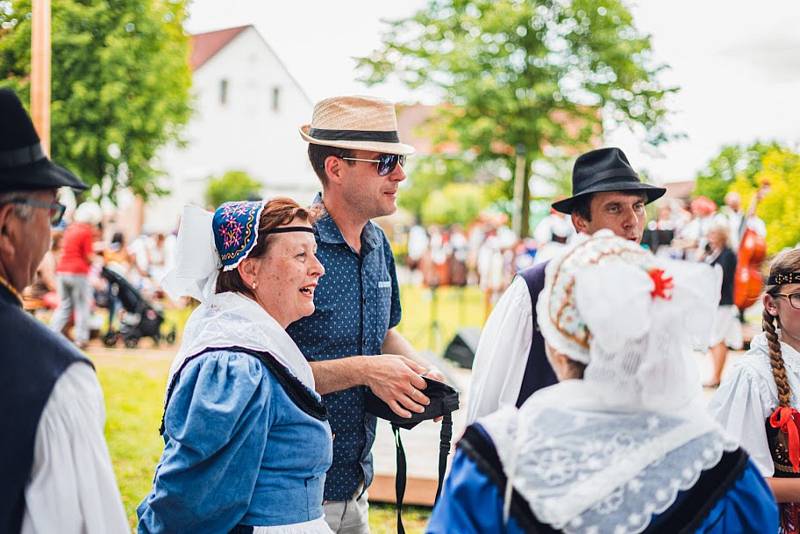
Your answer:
[323,155,344,186]
[0,204,17,259]
[571,212,588,233]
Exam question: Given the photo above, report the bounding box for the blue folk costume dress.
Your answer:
[429,232,779,534]
[137,202,333,533]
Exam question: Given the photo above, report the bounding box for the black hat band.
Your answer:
[578,166,641,190]
[0,143,46,170]
[309,128,399,143]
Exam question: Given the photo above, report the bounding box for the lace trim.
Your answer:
[561,432,738,534]
[481,405,736,533]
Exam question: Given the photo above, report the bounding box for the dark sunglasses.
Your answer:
[4,198,67,225]
[342,153,406,176]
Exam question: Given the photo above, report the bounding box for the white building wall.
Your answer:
[145,27,319,233]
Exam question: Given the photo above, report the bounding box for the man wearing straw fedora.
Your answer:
[467,147,667,422]
[0,89,128,532]
[288,95,445,532]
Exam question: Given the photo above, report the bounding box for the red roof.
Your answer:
[190,25,249,71]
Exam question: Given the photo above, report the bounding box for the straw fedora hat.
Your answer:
[299,95,415,155]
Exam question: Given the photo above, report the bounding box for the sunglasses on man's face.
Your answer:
[342,153,406,177]
[3,198,67,225]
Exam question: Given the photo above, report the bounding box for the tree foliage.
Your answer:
[693,141,782,206]
[205,170,263,209]
[729,148,800,255]
[358,0,676,235]
[420,182,487,226]
[399,154,488,219]
[0,0,192,200]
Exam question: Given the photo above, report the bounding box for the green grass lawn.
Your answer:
[94,284,484,531]
[94,353,170,529]
[395,284,486,355]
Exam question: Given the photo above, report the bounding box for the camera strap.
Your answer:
[391,412,453,534]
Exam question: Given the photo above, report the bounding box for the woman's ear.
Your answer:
[545,342,568,381]
[237,257,259,289]
[764,293,779,317]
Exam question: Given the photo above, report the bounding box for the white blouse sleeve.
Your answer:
[708,361,775,477]
[21,362,130,534]
[466,277,533,424]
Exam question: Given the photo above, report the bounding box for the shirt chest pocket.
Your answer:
[375,280,393,339]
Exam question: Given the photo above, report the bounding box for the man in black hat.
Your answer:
[0,89,128,533]
[467,147,666,422]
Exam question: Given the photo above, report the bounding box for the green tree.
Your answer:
[420,182,487,226]
[358,0,676,236]
[729,148,800,255]
[205,170,263,209]
[399,154,487,220]
[693,141,782,206]
[0,0,192,200]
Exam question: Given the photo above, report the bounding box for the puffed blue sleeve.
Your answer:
[694,459,778,533]
[137,351,272,533]
[426,447,525,534]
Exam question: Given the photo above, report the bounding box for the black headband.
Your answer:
[768,272,800,286]
[309,128,399,143]
[265,226,314,235]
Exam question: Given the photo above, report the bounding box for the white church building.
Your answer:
[142,25,319,232]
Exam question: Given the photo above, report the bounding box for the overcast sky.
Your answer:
[187,0,800,184]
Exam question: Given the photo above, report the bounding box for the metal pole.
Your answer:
[31,0,51,155]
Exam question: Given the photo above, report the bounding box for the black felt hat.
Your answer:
[551,147,665,214]
[0,89,87,193]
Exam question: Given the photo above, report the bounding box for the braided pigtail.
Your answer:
[764,248,800,407]
[764,306,792,407]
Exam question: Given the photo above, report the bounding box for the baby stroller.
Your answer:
[100,266,177,348]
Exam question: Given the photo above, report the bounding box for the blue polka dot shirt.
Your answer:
[287,199,402,501]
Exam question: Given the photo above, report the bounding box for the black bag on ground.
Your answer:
[364,377,459,534]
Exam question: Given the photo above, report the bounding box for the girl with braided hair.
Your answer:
[710,248,800,533]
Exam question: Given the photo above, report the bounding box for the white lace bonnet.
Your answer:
[536,230,722,411]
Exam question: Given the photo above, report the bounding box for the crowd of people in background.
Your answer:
[24,177,771,355]
[401,190,769,307]
[22,208,176,347]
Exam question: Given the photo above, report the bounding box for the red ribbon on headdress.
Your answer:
[770,406,800,473]
[648,268,674,300]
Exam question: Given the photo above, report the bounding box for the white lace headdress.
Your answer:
[480,231,736,534]
[160,204,315,392]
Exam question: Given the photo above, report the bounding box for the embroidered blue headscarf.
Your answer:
[213,200,265,271]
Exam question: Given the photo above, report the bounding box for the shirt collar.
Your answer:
[312,193,382,251]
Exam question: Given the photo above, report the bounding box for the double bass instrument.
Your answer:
[734,184,769,311]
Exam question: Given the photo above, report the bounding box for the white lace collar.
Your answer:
[167,291,315,392]
[479,380,735,533]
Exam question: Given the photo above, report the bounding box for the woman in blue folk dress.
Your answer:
[137,198,332,533]
[428,232,777,533]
